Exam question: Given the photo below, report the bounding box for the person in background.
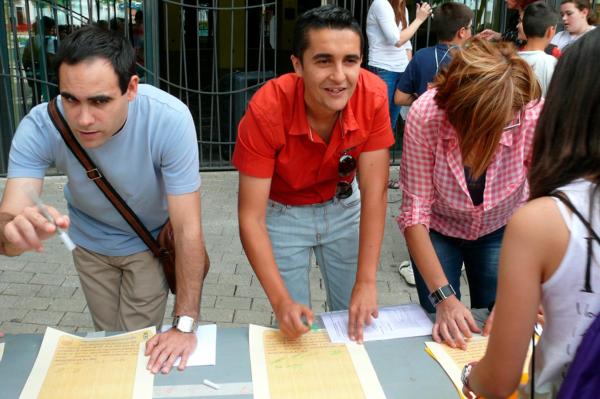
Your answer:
[22,16,58,105]
[132,10,145,78]
[551,0,597,50]
[234,6,394,343]
[479,0,537,43]
[394,2,473,106]
[462,29,600,399]
[399,38,542,349]
[366,0,432,190]
[480,0,561,57]
[518,2,559,97]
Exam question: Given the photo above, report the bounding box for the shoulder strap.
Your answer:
[550,191,600,293]
[47,98,162,257]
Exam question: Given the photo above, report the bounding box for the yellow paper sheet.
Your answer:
[20,327,155,399]
[425,335,531,399]
[249,324,386,399]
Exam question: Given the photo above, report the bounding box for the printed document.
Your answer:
[322,303,433,343]
[20,326,155,399]
[249,324,386,399]
[160,323,217,366]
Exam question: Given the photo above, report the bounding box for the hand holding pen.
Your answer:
[2,185,75,253]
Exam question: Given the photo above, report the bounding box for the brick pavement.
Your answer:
[0,170,470,334]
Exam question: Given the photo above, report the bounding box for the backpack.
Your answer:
[549,192,600,399]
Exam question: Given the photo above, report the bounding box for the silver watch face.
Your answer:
[174,315,196,333]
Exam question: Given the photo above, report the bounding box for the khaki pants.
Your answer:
[73,246,168,331]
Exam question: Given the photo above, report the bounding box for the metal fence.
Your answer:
[0,0,575,174]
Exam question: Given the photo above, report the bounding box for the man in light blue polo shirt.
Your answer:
[0,25,209,375]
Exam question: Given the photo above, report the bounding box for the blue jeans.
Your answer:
[369,66,403,130]
[412,227,505,313]
[266,180,360,311]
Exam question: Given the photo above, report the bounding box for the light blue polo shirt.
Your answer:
[8,84,201,256]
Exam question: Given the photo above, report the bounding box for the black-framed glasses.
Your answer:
[336,152,357,199]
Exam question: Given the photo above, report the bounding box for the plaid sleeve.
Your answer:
[522,99,544,170]
[397,98,435,231]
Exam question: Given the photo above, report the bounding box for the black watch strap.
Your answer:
[428,284,456,307]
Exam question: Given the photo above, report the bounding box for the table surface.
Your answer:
[0,312,491,399]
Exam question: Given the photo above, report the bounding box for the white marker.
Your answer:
[23,185,76,252]
[203,379,220,390]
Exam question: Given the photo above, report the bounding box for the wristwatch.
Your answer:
[172,315,197,333]
[428,284,456,307]
[461,363,474,391]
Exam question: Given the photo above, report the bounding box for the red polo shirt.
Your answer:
[232,69,395,205]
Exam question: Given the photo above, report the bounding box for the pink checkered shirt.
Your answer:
[398,89,544,240]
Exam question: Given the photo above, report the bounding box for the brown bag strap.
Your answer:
[47,98,163,258]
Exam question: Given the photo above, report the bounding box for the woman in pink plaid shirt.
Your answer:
[398,38,543,348]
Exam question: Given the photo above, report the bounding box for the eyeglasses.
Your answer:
[335,152,357,199]
[503,112,521,131]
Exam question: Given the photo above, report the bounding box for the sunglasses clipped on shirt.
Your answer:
[335,152,357,200]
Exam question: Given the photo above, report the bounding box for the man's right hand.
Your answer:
[273,299,314,339]
[433,296,481,350]
[2,206,69,253]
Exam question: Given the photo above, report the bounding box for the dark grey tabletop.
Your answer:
[0,326,467,399]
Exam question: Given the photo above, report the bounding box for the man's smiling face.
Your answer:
[291,28,362,119]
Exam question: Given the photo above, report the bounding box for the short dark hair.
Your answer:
[292,5,363,62]
[40,16,56,33]
[433,3,474,42]
[529,28,600,200]
[55,24,136,94]
[522,2,559,38]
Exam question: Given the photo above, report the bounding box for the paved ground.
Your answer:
[0,169,470,334]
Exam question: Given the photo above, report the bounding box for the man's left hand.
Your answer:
[348,281,379,344]
[145,328,197,374]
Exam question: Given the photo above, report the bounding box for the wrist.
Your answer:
[271,294,294,314]
[428,283,456,307]
[172,315,198,333]
[461,362,477,395]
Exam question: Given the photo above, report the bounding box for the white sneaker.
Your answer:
[398,260,416,286]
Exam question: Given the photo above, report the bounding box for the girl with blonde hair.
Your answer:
[398,38,542,348]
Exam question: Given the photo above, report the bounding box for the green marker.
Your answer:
[303,320,319,332]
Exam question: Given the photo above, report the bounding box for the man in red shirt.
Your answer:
[233,5,395,342]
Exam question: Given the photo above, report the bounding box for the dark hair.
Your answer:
[40,16,56,33]
[523,2,559,38]
[561,0,597,25]
[529,29,600,200]
[433,2,474,42]
[292,5,363,62]
[55,24,136,94]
